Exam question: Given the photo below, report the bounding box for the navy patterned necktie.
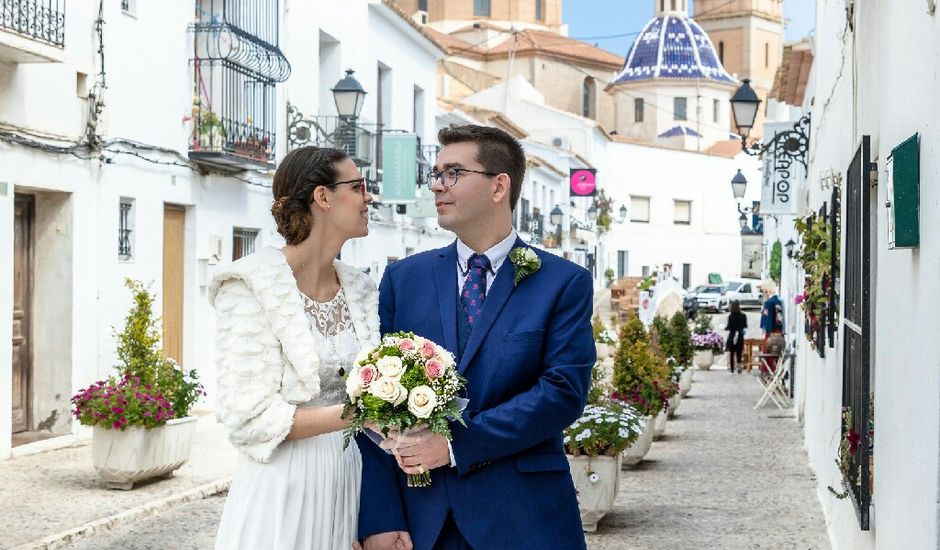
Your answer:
[461,254,491,327]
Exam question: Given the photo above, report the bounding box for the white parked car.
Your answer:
[723,279,763,309]
[689,284,728,313]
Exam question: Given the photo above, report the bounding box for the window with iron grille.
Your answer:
[232,228,258,261]
[118,198,134,260]
[840,136,872,530]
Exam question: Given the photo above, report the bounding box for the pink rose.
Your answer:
[399,339,416,352]
[425,359,444,380]
[422,341,437,359]
[359,365,377,388]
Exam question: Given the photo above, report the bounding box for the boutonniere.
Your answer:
[509,247,541,286]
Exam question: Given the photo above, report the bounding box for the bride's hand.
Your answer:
[362,420,383,434]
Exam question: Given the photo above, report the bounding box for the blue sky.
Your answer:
[563,0,815,59]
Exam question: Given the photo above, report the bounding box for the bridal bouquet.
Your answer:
[342,331,467,487]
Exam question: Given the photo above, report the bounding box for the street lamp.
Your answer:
[730,78,811,171]
[587,203,597,222]
[738,212,748,231]
[785,239,797,258]
[618,204,628,223]
[550,204,564,247]
[331,69,367,120]
[730,169,756,216]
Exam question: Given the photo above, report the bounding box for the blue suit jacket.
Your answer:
[357,239,595,549]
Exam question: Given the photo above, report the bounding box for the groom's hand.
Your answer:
[360,531,413,550]
[394,432,451,473]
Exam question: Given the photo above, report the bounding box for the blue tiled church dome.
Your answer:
[613,14,736,85]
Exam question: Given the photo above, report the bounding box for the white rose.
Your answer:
[436,349,455,370]
[376,356,405,379]
[370,378,407,405]
[523,248,539,263]
[345,369,363,399]
[407,385,438,419]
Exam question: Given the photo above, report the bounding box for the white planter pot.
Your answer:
[568,454,622,532]
[595,342,609,359]
[652,409,667,439]
[621,415,654,468]
[678,368,693,397]
[92,416,196,490]
[693,350,715,370]
[667,394,680,419]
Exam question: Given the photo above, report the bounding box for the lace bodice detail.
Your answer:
[299,288,360,408]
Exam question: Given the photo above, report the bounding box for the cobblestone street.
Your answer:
[586,367,830,549]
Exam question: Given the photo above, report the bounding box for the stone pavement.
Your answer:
[1,413,237,549]
[585,368,830,549]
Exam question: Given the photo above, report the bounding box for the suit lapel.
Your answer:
[434,243,459,357]
[458,240,523,374]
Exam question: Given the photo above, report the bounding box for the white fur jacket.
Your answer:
[208,246,379,463]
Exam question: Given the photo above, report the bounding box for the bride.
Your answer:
[209,146,409,549]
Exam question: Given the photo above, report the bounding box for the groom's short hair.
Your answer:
[438,125,526,211]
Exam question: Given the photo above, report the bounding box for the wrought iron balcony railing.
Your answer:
[189,0,289,171]
[1,0,65,47]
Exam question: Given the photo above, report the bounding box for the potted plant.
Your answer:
[592,315,616,359]
[691,315,724,370]
[71,279,204,490]
[610,316,672,465]
[192,102,226,152]
[604,268,615,288]
[827,397,874,500]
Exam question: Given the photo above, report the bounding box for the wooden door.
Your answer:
[12,194,34,433]
[162,205,185,364]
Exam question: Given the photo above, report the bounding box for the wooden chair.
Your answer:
[742,337,763,373]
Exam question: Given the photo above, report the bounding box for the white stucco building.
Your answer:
[771,3,940,548]
[0,0,447,459]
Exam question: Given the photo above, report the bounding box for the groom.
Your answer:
[357,125,595,550]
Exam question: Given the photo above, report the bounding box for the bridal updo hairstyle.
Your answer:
[271,146,349,245]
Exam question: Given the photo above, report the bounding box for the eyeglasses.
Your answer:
[313,177,368,202]
[425,167,499,191]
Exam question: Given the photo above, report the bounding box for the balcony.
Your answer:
[287,106,432,201]
[0,0,66,63]
[188,0,290,172]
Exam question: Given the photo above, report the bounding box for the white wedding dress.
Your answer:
[215,288,362,550]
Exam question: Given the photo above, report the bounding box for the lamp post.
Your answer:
[331,69,367,157]
[550,204,564,248]
[729,78,811,172]
[785,239,797,259]
[730,168,757,217]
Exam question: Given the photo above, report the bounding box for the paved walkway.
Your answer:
[1,414,236,549]
[585,368,830,549]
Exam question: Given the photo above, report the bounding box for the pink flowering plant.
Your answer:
[691,331,724,353]
[71,279,204,430]
[342,331,467,487]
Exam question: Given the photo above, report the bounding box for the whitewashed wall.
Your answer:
[796,2,940,548]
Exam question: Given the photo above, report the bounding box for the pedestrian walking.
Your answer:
[725,300,747,373]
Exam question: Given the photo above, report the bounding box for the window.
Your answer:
[617,251,628,279]
[671,0,676,10]
[765,43,770,67]
[582,78,596,119]
[674,200,691,224]
[634,98,644,122]
[118,198,135,260]
[232,228,258,261]
[121,0,136,15]
[682,263,691,288]
[718,41,724,64]
[713,98,720,123]
[630,196,650,223]
[418,0,428,10]
[642,266,650,277]
[741,284,752,293]
[673,97,687,121]
[535,0,543,20]
[474,0,491,16]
